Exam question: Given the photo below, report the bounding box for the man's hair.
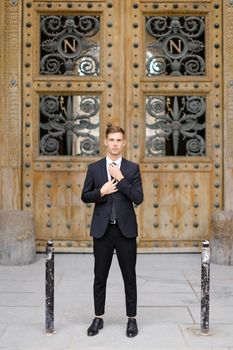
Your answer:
[105,125,125,138]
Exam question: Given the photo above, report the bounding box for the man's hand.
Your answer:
[109,163,124,182]
[100,179,118,197]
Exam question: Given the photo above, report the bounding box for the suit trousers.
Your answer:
[93,223,137,317]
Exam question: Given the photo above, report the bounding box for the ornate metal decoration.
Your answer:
[146,16,205,76]
[10,0,18,5]
[40,15,100,75]
[146,96,206,156]
[40,95,100,156]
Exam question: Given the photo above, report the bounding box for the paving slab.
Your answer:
[138,291,200,307]
[195,292,233,307]
[0,345,230,350]
[189,306,233,324]
[181,324,233,347]
[0,292,44,307]
[0,306,65,325]
[136,306,193,325]
[0,324,6,338]
[137,278,193,293]
[188,279,233,293]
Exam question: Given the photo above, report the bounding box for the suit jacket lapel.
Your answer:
[100,157,108,183]
[120,158,127,176]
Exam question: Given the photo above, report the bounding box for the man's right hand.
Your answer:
[100,179,119,197]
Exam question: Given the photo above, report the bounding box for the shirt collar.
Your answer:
[106,156,122,167]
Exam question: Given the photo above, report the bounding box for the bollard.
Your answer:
[45,240,55,334]
[200,240,210,335]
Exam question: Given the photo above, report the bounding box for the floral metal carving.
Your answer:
[146,16,205,76]
[40,15,100,75]
[40,95,100,156]
[146,96,206,156]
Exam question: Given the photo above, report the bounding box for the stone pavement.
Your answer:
[0,253,233,350]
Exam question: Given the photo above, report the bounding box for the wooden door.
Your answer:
[125,0,223,250]
[22,0,222,252]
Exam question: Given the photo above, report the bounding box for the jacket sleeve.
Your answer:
[116,164,143,205]
[81,165,107,204]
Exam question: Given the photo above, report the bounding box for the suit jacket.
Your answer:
[81,157,144,238]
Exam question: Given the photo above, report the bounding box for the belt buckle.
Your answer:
[109,219,117,224]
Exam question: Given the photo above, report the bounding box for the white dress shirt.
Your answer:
[106,156,122,181]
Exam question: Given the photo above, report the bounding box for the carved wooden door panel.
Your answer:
[22,0,222,252]
[125,0,223,250]
[22,0,126,251]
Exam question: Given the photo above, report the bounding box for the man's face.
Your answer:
[104,132,126,158]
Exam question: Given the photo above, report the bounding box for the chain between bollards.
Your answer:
[200,239,210,335]
[45,240,55,334]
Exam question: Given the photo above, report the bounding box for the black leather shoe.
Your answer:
[126,318,138,338]
[87,317,104,336]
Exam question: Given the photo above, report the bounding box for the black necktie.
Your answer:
[110,162,116,180]
[110,162,117,221]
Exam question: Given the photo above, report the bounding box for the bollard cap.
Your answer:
[202,240,209,248]
[47,240,54,247]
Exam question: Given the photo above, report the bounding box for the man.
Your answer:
[81,125,143,338]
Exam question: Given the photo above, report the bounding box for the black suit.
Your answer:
[81,157,143,317]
